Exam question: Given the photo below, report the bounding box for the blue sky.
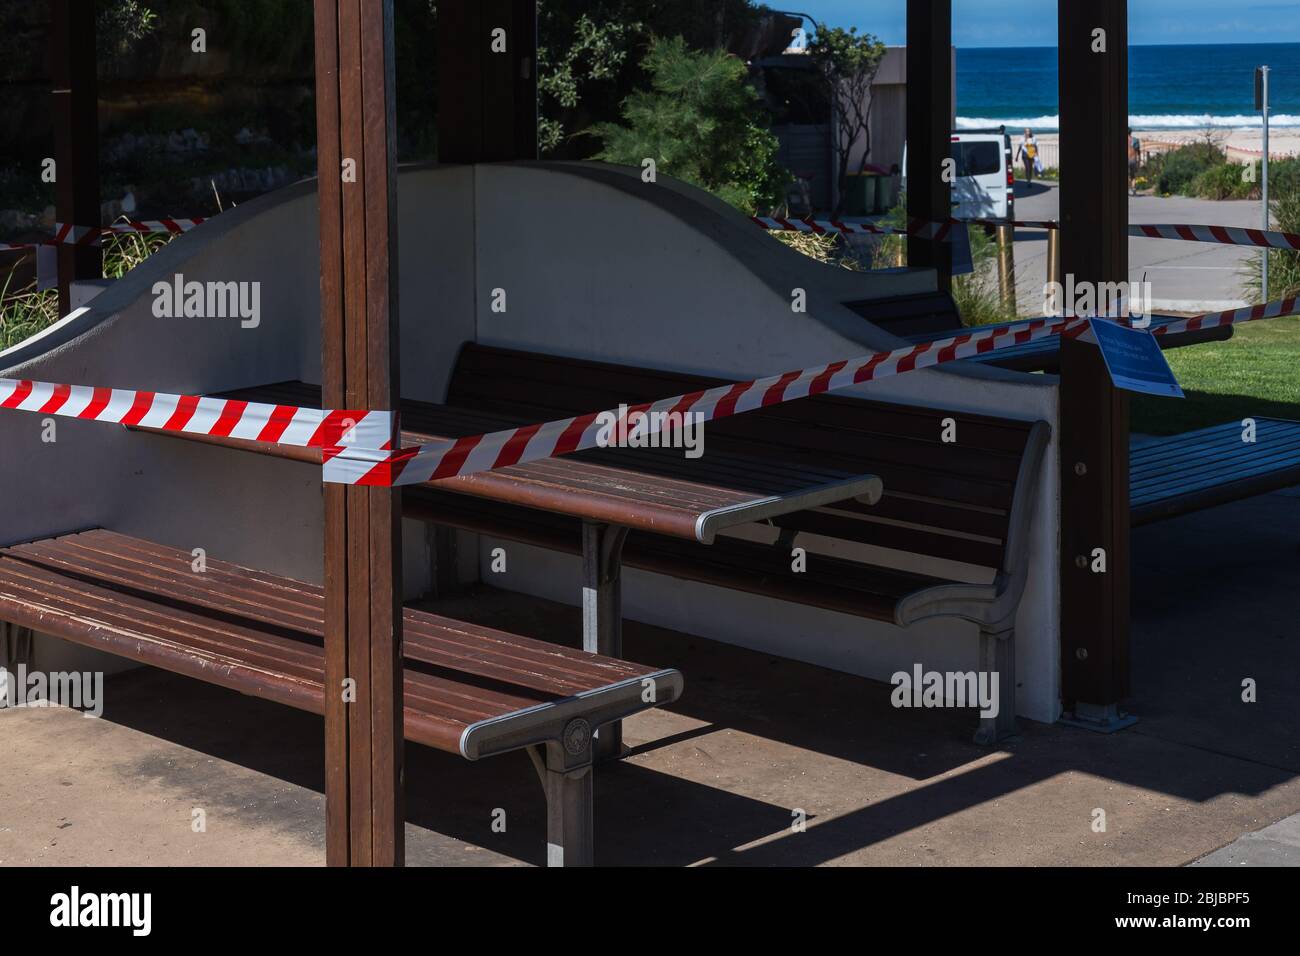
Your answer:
[794,1,1300,47]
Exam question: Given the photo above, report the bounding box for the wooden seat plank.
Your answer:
[404,489,954,622]
[0,531,682,757]
[163,382,883,544]
[9,531,650,695]
[1129,419,1300,525]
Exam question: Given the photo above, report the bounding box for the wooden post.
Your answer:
[1057,1,1133,726]
[49,0,102,317]
[906,0,952,290]
[996,223,1017,314]
[313,0,405,865]
[437,0,538,163]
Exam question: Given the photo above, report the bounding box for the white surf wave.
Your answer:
[957,114,1300,131]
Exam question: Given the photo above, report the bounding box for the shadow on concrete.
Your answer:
[1014,180,1054,199]
[65,485,1300,865]
[91,665,792,867]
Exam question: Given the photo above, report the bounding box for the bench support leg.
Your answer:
[529,722,595,867]
[974,625,1017,745]
[582,521,629,761]
[0,623,34,708]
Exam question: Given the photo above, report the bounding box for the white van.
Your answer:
[903,129,1016,223]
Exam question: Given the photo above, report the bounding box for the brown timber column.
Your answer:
[314,0,405,865]
[437,0,538,162]
[906,0,953,291]
[1057,1,1132,726]
[49,0,102,317]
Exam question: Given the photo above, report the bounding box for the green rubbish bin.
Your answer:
[843,172,879,216]
[876,175,899,213]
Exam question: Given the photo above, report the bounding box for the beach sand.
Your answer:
[1030,128,1300,165]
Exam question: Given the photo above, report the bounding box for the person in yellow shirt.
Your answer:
[1017,128,1039,185]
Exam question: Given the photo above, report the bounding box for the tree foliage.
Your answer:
[538,9,645,154]
[590,36,789,213]
[807,24,886,215]
[536,0,792,157]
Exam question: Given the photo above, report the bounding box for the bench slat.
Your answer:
[21,531,652,694]
[452,343,1036,452]
[405,489,957,621]
[1130,419,1300,525]
[0,530,682,757]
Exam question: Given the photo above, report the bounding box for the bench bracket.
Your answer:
[1058,702,1139,734]
[0,622,34,706]
[582,521,630,761]
[527,721,595,867]
[974,625,1018,745]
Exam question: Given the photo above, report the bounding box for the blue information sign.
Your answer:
[1088,318,1184,398]
[950,225,973,276]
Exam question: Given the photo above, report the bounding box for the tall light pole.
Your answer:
[1257,65,1271,299]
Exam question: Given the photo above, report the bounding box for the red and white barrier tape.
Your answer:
[751,215,1300,250]
[1151,295,1300,338]
[752,216,959,241]
[751,215,1057,240]
[0,378,392,452]
[322,295,1300,487]
[8,215,1299,255]
[1129,223,1300,250]
[2,295,1296,486]
[54,219,206,244]
[1,219,206,253]
[323,314,1095,487]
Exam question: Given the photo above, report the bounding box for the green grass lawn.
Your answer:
[1131,316,1300,435]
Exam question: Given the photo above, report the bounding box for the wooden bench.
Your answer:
[894,320,1300,522]
[177,381,882,757]
[421,344,1052,743]
[1130,418,1300,525]
[0,529,683,866]
[138,345,1050,743]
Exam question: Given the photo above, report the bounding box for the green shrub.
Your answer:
[0,232,170,351]
[590,36,790,213]
[1265,157,1300,199]
[772,231,864,271]
[1189,162,1256,200]
[952,226,1017,326]
[861,201,1014,322]
[1149,143,1225,196]
[1242,172,1300,303]
[0,264,58,352]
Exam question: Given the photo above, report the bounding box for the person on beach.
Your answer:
[1128,127,1142,194]
[1017,128,1038,184]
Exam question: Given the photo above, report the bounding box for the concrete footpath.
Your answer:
[1195,813,1300,866]
[2,482,1299,866]
[1008,181,1266,314]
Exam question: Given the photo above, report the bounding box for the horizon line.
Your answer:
[953,40,1300,50]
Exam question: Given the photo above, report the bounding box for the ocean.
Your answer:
[957,43,1300,130]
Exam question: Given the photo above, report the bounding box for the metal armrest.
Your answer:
[460,668,684,760]
[894,419,1052,631]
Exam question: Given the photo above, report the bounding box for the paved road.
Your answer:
[1007,181,1268,313]
[1193,811,1300,865]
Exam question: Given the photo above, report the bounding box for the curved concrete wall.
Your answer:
[1,161,1061,722]
[466,162,1061,723]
